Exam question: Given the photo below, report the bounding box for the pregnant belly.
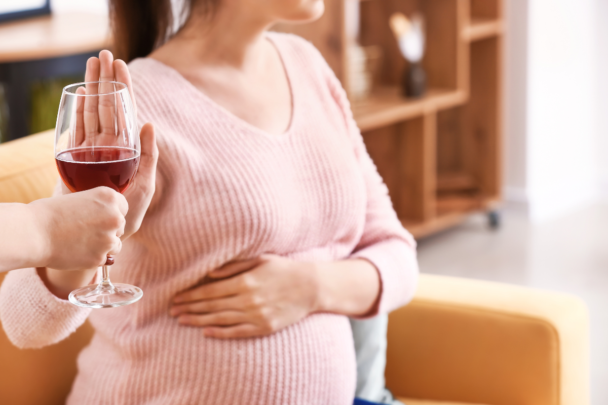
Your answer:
[70,314,357,405]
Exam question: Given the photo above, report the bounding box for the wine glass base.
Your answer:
[69,283,143,308]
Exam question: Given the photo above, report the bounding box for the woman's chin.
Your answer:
[281,0,325,24]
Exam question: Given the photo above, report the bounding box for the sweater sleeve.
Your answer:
[299,38,420,315]
[346,108,419,315]
[0,181,91,349]
[0,268,91,348]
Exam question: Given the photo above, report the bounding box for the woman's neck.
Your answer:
[157,3,274,71]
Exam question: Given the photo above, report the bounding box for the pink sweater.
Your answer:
[0,33,418,405]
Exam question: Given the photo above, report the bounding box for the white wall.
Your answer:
[504,0,601,222]
[504,0,529,205]
[527,0,598,221]
[596,0,608,197]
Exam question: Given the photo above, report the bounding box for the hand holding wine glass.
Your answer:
[0,188,127,274]
[52,50,158,308]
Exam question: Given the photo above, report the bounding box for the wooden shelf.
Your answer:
[0,13,110,63]
[437,172,477,192]
[436,193,484,215]
[463,18,504,42]
[402,211,468,239]
[353,87,466,132]
[278,0,503,239]
[404,194,499,239]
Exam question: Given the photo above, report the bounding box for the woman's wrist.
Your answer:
[37,266,98,300]
[307,262,324,313]
[6,203,50,270]
[310,259,381,317]
[0,204,44,272]
[25,201,53,268]
[310,261,335,313]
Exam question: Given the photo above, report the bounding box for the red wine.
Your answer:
[56,147,140,194]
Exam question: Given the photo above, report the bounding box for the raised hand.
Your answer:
[63,50,158,240]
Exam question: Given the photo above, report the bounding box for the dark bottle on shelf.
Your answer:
[403,62,426,98]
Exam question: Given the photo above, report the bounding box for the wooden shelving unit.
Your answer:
[276,0,503,239]
[353,88,467,132]
[464,18,504,42]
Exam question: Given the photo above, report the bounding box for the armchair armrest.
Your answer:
[0,129,56,204]
[386,274,589,405]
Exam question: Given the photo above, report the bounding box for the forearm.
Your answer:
[1,204,99,298]
[0,204,47,273]
[313,259,381,317]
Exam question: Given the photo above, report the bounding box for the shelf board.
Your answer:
[463,18,504,42]
[437,172,477,192]
[353,87,466,132]
[0,13,110,63]
[436,193,484,215]
[402,212,468,240]
[402,194,500,239]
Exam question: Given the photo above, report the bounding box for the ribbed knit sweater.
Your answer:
[0,33,418,405]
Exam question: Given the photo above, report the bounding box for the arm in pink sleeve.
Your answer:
[321,50,419,315]
[0,268,91,349]
[0,181,91,349]
[347,127,419,314]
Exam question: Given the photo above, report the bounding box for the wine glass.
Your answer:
[55,81,142,308]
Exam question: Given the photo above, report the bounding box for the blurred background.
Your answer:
[0,0,606,403]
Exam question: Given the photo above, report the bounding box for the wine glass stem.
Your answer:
[101,265,112,286]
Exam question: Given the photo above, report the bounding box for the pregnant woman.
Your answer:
[0,0,418,404]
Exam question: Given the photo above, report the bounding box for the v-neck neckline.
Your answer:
[145,32,298,141]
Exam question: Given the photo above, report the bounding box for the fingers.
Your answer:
[84,57,101,142]
[98,50,115,82]
[173,276,245,304]
[208,257,262,279]
[117,123,157,241]
[113,59,135,137]
[138,123,159,177]
[92,187,128,215]
[107,237,123,256]
[170,295,245,316]
[85,56,101,83]
[98,50,117,135]
[96,187,126,257]
[74,86,86,146]
[114,192,129,217]
[114,58,137,114]
[177,311,247,327]
[82,51,123,141]
[89,187,128,240]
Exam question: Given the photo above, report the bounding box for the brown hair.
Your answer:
[109,0,218,63]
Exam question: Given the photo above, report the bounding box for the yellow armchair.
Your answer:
[0,132,590,405]
[390,276,589,405]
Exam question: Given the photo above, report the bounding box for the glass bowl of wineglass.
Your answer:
[55,81,142,308]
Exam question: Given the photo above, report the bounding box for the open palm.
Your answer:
[60,50,159,240]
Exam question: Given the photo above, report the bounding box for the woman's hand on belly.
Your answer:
[170,255,381,339]
[170,255,320,338]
